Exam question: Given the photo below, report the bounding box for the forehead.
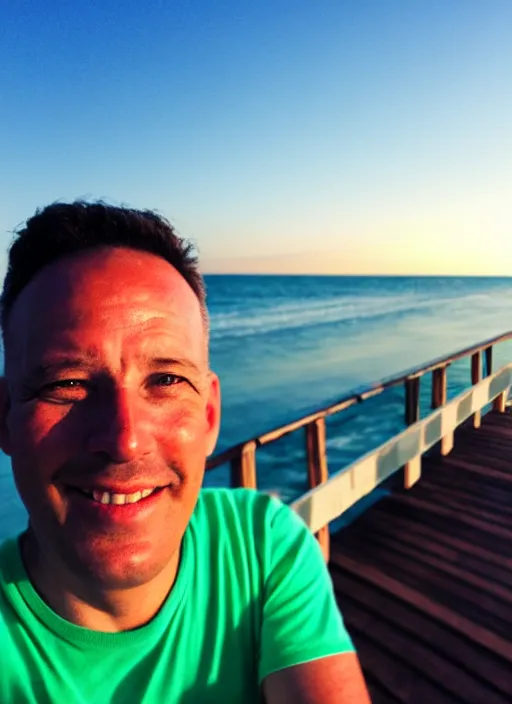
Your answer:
[5,247,207,369]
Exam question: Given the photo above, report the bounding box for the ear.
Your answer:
[205,372,221,457]
[0,377,12,456]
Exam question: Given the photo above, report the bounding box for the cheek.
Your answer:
[154,406,208,469]
[8,404,75,473]
[6,406,72,520]
[8,398,210,480]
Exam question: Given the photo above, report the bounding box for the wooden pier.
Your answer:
[330,410,512,703]
[206,331,512,701]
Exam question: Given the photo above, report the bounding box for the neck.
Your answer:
[21,532,181,632]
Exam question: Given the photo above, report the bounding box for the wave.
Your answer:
[210,292,493,340]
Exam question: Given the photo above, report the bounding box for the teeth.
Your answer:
[125,491,142,504]
[90,488,156,505]
[92,490,109,504]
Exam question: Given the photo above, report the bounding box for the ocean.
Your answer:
[2,275,512,539]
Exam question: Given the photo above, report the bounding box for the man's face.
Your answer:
[0,247,220,589]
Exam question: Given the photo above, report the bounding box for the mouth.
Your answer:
[69,485,168,506]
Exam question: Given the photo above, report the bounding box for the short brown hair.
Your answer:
[1,201,207,337]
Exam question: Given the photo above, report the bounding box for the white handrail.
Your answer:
[291,364,512,533]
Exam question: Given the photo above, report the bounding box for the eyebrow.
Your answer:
[28,355,202,380]
[145,357,202,376]
[29,356,98,379]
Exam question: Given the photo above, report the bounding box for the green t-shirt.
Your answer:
[0,488,354,703]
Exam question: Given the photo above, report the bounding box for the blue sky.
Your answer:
[1,1,511,274]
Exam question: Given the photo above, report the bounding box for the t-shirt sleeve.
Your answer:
[258,496,355,683]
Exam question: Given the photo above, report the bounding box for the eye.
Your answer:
[148,372,200,396]
[150,373,184,387]
[40,379,89,403]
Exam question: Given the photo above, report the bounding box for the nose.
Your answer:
[86,387,154,463]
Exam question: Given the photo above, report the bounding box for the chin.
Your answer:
[65,536,176,590]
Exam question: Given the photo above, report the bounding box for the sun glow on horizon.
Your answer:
[1,1,511,278]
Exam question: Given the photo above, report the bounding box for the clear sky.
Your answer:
[1,0,511,275]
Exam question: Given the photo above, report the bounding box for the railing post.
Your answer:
[471,352,481,428]
[405,377,420,425]
[404,377,421,488]
[230,441,257,489]
[486,344,507,411]
[494,391,507,413]
[305,418,330,562]
[431,366,447,409]
[485,346,493,377]
[431,365,453,455]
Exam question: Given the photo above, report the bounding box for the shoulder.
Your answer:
[191,488,318,571]
[195,487,280,519]
[193,488,303,541]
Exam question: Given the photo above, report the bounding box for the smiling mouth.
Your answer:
[71,487,166,506]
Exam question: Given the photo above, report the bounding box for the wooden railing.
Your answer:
[206,331,512,559]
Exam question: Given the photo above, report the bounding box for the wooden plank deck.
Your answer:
[329,410,512,704]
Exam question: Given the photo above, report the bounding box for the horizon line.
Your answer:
[202,272,512,279]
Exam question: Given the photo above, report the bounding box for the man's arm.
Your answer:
[263,653,371,703]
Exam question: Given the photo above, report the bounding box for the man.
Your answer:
[0,202,370,703]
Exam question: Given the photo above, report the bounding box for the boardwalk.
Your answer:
[329,410,512,704]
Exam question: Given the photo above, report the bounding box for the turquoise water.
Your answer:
[2,275,512,539]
